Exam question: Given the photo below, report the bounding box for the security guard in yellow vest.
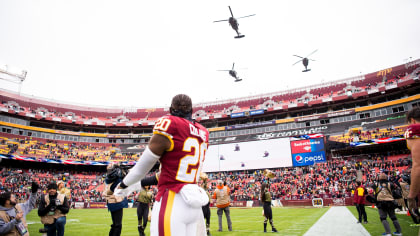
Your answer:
[0,182,38,236]
[38,183,69,236]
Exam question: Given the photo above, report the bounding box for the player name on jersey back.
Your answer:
[189,123,207,143]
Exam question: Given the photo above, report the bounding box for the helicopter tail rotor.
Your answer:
[232,63,235,70]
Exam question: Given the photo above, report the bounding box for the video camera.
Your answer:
[106,165,129,183]
[402,174,410,185]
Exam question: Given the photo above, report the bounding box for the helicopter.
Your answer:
[292,49,318,72]
[213,6,255,39]
[217,63,243,82]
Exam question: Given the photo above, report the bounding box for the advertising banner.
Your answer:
[86,202,107,208]
[292,151,326,166]
[249,109,264,116]
[230,112,245,118]
[291,138,324,154]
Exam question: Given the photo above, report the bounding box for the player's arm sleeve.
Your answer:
[20,193,37,215]
[122,146,160,187]
[408,139,420,198]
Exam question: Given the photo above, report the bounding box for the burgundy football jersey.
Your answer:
[153,115,209,201]
[404,123,420,139]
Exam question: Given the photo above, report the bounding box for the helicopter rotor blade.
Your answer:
[236,14,256,19]
[213,19,229,23]
[232,63,235,70]
[217,70,230,71]
[293,55,304,59]
[309,59,316,61]
[306,49,318,58]
[292,59,303,66]
[229,6,234,17]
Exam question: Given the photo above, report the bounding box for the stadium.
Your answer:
[0,58,419,235]
[2,1,420,236]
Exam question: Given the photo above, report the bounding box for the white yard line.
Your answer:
[303,206,370,236]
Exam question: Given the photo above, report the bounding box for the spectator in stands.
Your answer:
[103,163,128,236]
[405,107,420,226]
[213,180,232,232]
[0,182,38,236]
[374,173,402,236]
[354,181,368,224]
[261,182,277,233]
[38,182,70,236]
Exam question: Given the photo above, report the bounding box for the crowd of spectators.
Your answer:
[330,125,406,143]
[204,156,411,202]
[0,153,412,206]
[0,168,106,203]
[0,137,139,162]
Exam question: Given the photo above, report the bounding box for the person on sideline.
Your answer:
[261,182,278,233]
[405,107,420,230]
[374,173,402,236]
[213,180,232,232]
[354,181,368,224]
[0,182,38,236]
[38,183,70,236]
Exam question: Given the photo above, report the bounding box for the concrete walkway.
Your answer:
[304,206,370,236]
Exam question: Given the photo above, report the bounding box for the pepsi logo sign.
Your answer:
[295,155,303,163]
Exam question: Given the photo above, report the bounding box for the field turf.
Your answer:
[25,206,417,235]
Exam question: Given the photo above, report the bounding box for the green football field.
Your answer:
[25,206,417,236]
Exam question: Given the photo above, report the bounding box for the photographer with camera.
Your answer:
[38,183,69,236]
[373,173,402,236]
[103,163,128,236]
[0,182,38,236]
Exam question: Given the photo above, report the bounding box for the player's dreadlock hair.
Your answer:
[406,107,420,123]
[170,94,193,121]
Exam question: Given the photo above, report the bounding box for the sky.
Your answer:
[0,0,419,109]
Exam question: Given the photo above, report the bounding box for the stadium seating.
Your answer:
[1,60,418,125]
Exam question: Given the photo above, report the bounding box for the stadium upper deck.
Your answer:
[1,59,419,128]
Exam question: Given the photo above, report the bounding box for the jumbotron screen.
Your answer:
[202,135,326,172]
[202,138,292,172]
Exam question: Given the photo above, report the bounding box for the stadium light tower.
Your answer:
[0,64,27,95]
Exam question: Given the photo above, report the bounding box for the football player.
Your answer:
[114,94,209,236]
[405,107,420,226]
